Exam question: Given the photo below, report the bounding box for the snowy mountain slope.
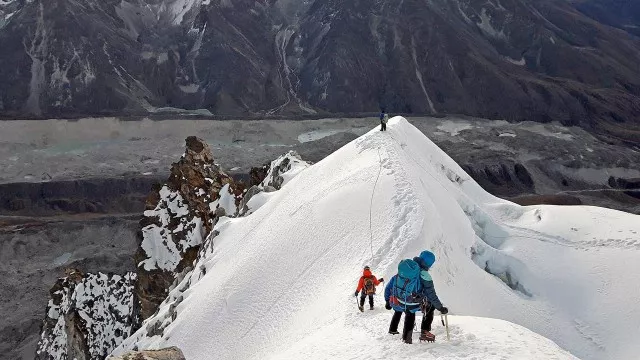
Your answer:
[274,315,577,360]
[113,117,640,360]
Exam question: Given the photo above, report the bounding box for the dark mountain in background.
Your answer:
[0,0,639,143]
[572,0,640,36]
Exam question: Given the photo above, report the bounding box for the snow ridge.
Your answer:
[112,118,639,360]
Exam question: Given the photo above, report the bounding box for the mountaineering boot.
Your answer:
[370,305,374,310]
[419,330,435,342]
[403,335,413,344]
[358,305,364,312]
[388,330,400,335]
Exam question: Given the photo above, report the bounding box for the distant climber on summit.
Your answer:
[384,250,448,344]
[354,266,383,311]
[379,110,389,131]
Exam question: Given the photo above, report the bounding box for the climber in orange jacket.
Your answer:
[354,266,384,311]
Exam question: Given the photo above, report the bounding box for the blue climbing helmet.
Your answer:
[418,250,436,269]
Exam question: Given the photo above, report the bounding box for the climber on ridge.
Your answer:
[354,266,384,311]
[413,250,448,342]
[384,250,448,343]
[379,110,389,131]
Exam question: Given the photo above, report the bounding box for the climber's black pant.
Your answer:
[389,311,402,332]
[380,121,387,131]
[421,305,435,331]
[360,294,374,307]
[389,305,435,340]
[402,311,416,342]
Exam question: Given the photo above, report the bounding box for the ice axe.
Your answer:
[440,313,450,341]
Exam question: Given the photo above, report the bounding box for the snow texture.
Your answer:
[113,118,640,360]
[37,272,137,360]
[216,183,237,216]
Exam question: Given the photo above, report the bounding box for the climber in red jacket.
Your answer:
[354,266,384,311]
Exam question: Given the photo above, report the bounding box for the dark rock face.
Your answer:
[462,162,536,197]
[0,176,164,216]
[574,0,640,36]
[608,176,640,200]
[1,0,639,143]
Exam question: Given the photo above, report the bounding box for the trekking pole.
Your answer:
[440,314,450,341]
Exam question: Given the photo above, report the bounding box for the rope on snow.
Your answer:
[369,147,383,264]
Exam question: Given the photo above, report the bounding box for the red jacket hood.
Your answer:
[363,269,372,277]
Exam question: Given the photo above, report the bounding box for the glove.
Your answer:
[354,291,359,297]
[440,307,449,315]
[385,301,392,310]
[379,278,384,282]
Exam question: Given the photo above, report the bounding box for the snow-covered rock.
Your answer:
[135,136,239,320]
[108,346,185,360]
[239,151,310,216]
[111,118,640,360]
[36,269,137,360]
[260,150,311,190]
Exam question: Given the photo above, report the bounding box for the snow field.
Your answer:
[113,117,640,360]
[274,311,578,360]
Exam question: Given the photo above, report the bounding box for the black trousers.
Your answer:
[422,305,435,331]
[388,306,436,339]
[388,311,415,341]
[380,121,387,131]
[360,294,374,307]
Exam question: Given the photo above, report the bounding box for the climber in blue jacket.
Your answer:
[413,250,448,342]
[384,251,449,343]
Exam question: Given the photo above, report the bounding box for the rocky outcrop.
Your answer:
[238,151,311,216]
[461,162,535,197]
[135,136,242,320]
[108,347,185,360]
[36,269,138,360]
[112,148,311,355]
[260,151,311,190]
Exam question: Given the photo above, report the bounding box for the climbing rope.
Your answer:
[369,147,383,264]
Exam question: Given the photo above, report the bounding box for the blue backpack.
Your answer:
[379,112,384,120]
[391,259,423,312]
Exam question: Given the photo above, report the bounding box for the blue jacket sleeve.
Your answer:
[420,271,443,310]
[384,276,395,302]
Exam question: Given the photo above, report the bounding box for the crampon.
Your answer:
[419,331,435,342]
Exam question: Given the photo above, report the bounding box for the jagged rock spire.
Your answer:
[135,136,242,320]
